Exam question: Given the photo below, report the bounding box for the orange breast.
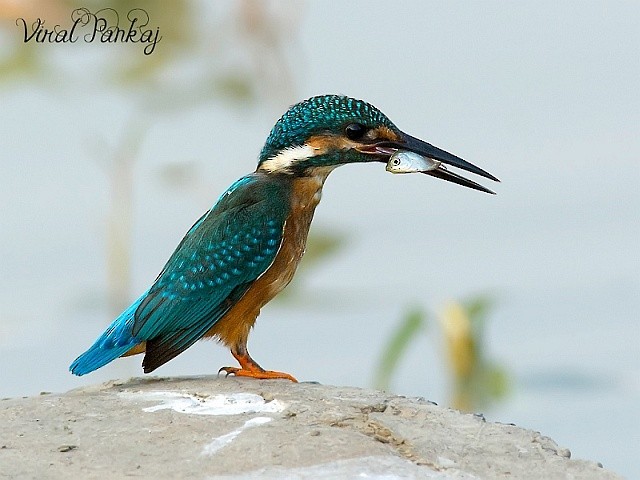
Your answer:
[203,172,330,348]
[122,171,331,358]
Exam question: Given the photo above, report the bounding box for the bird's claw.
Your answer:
[218,366,239,377]
[217,365,297,382]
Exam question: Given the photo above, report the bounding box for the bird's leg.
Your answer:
[219,343,297,382]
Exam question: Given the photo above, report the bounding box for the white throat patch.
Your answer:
[259,144,316,173]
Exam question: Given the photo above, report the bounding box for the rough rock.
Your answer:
[0,376,621,479]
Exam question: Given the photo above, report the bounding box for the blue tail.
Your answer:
[70,291,149,376]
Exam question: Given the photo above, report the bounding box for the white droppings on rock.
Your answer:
[201,417,272,456]
[119,391,286,416]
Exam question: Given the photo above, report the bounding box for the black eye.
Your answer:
[344,123,367,140]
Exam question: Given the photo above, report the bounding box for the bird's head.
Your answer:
[257,95,498,193]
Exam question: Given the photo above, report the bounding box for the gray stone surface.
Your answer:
[0,376,621,479]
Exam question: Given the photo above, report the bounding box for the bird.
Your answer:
[70,94,499,382]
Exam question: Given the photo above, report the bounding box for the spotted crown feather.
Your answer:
[259,95,396,164]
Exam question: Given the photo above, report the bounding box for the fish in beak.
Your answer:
[374,133,500,194]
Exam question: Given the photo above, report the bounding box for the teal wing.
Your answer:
[133,174,291,372]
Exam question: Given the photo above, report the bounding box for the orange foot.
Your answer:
[219,350,298,382]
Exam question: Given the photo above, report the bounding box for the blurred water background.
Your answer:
[1,1,638,477]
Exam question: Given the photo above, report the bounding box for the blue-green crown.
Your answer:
[259,95,397,164]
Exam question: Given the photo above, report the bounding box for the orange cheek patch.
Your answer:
[372,125,402,142]
[307,134,355,153]
[306,127,400,154]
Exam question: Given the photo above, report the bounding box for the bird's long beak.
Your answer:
[375,133,500,194]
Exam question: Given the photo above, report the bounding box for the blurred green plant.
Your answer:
[0,0,302,315]
[273,230,347,303]
[374,307,427,391]
[374,295,509,412]
[0,0,297,107]
[298,231,345,274]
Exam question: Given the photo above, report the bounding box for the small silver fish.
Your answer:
[386,151,441,174]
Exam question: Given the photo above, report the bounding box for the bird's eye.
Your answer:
[344,123,367,140]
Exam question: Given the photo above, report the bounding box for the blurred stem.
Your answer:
[103,121,146,316]
[374,307,426,391]
[440,296,508,412]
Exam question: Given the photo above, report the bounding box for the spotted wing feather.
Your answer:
[132,174,290,372]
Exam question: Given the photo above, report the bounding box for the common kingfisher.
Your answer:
[70,95,498,381]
